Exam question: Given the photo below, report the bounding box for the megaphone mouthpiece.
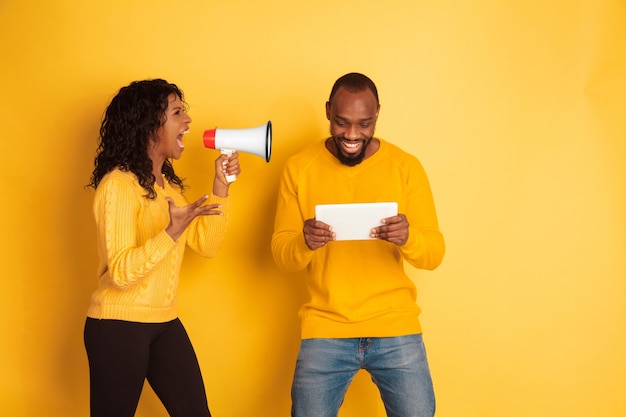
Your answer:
[202,130,217,149]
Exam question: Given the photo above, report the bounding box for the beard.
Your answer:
[331,135,373,166]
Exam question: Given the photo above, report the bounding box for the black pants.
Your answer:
[84,317,212,417]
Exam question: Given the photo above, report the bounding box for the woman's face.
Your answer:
[152,94,192,161]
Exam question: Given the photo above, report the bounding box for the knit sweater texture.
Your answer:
[271,139,445,339]
[86,169,229,323]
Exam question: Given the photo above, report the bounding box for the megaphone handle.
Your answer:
[220,149,237,183]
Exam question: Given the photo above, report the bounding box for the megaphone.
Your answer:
[203,121,272,183]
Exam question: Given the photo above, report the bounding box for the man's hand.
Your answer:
[303,218,336,250]
[165,195,223,241]
[370,214,409,246]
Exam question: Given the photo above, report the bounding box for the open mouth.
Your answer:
[177,129,189,149]
[339,138,363,153]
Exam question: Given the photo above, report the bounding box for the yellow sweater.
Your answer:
[271,139,445,339]
[86,169,229,323]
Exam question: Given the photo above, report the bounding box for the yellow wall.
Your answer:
[1,1,624,416]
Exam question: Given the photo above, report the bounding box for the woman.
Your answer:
[84,79,239,417]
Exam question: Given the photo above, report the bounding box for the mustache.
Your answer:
[331,136,371,167]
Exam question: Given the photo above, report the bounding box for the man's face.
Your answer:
[326,87,380,166]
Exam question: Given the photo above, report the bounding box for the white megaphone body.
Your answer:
[202,121,272,183]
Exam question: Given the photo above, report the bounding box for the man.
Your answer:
[271,72,445,417]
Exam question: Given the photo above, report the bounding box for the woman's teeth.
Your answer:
[177,130,188,149]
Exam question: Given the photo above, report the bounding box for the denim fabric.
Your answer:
[291,334,435,417]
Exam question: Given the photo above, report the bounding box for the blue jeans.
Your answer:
[291,334,435,417]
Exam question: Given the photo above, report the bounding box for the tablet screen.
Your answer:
[315,202,398,241]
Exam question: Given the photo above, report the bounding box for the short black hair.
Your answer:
[328,72,379,105]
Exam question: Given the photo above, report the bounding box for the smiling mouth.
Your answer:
[339,138,363,153]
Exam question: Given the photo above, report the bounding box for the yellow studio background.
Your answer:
[0,0,624,416]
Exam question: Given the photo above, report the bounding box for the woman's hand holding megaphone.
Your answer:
[213,152,240,197]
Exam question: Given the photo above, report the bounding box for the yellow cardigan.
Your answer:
[86,169,229,323]
[271,139,445,339]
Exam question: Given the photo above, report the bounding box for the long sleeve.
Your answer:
[398,155,446,270]
[185,193,229,258]
[271,158,316,272]
[271,139,445,339]
[94,176,176,289]
[87,169,228,323]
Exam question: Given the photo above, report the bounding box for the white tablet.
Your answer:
[315,202,398,241]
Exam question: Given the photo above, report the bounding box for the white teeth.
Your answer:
[177,130,187,149]
[342,140,360,148]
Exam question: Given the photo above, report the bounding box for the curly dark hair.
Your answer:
[88,79,186,199]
